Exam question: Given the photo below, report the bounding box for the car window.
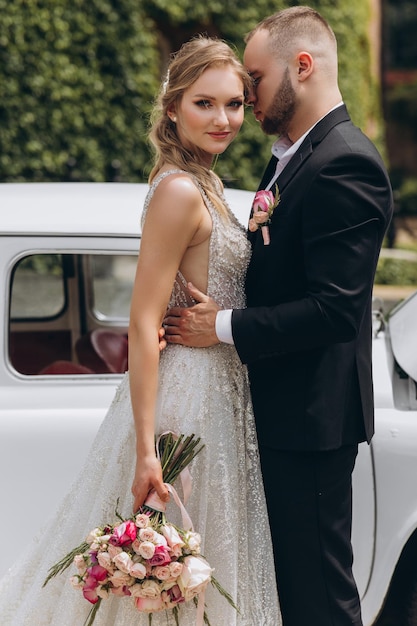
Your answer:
[10,254,66,320]
[88,254,136,321]
[8,252,136,376]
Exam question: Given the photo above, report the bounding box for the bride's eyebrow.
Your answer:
[192,93,244,100]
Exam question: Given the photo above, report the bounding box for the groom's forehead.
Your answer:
[244,30,278,71]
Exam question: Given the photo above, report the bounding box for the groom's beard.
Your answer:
[262,67,297,137]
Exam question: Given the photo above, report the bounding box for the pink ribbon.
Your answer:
[144,483,193,531]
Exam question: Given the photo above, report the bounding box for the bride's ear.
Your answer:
[167,105,177,123]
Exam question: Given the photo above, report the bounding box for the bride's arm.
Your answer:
[129,175,205,513]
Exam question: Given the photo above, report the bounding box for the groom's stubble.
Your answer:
[261,66,298,137]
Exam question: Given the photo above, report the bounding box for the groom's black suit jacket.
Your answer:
[232,105,393,451]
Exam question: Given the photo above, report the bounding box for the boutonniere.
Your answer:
[248,185,280,245]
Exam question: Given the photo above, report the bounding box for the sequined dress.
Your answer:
[0,171,281,625]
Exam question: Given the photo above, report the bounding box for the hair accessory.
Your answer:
[162,69,170,95]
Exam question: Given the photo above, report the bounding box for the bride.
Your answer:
[0,36,281,625]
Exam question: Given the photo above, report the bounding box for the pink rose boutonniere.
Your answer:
[248,185,280,245]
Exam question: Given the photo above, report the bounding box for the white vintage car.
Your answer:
[0,183,416,625]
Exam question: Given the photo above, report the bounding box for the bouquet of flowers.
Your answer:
[44,433,237,626]
[248,185,280,245]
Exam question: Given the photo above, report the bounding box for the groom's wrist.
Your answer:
[215,309,234,345]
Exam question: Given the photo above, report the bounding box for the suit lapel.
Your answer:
[247,105,351,241]
[273,105,351,193]
[257,155,278,192]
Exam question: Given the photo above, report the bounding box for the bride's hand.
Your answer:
[131,455,169,514]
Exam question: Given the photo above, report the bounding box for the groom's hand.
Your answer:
[164,283,220,348]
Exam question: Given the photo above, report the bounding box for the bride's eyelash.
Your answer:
[195,99,211,108]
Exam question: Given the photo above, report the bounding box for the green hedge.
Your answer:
[0,0,159,182]
[0,0,384,188]
[376,256,417,286]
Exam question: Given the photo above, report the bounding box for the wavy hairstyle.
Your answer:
[148,36,251,218]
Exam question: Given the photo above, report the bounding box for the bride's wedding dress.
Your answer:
[0,171,281,625]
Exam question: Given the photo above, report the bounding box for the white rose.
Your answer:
[73,555,87,573]
[69,575,83,589]
[86,528,102,544]
[161,525,185,550]
[130,561,147,579]
[109,570,133,587]
[153,532,168,547]
[137,579,161,598]
[97,587,110,599]
[139,528,157,543]
[153,565,171,580]
[138,541,155,560]
[135,514,150,528]
[97,551,113,571]
[129,583,145,598]
[112,551,133,574]
[169,561,183,578]
[178,555,212,602]
[185,532,201,553]
[108,545,123,559]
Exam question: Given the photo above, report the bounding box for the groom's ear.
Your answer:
[296,51,314,81]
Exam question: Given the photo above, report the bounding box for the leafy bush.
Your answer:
[0,0,385,188]
[0,0,159,182]
[375,256,417,285]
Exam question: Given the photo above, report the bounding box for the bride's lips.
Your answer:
[207,132,231,139]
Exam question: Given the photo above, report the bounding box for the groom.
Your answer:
[164,7,393,626]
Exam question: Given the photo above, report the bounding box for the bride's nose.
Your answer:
[213,107,229,126]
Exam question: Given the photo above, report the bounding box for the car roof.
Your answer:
[0,182,253,237]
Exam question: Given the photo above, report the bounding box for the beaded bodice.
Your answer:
[142,169,251,310]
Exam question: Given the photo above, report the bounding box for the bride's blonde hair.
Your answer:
[148,36,251,218]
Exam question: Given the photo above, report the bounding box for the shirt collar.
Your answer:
[271,102,344,161]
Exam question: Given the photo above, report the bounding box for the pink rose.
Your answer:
[148,545,171,566]
[135,595,165,613]
[109,521,137,547]
[165,584,184,605]
[87,564,108,583]
[253,190,275,212]
[82,575,100,604]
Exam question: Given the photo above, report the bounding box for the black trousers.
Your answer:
[259,443,363,626]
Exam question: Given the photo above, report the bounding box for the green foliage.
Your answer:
[396,177,417,216]
[0,0,159,182]
[0,0,385,187]
[375,256,417,286]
